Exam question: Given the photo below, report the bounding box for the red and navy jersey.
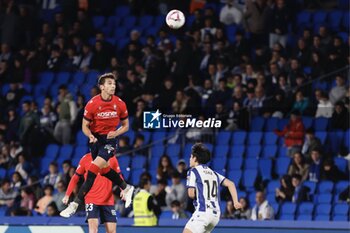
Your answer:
[83,95,128,135]
[75,153,121,205]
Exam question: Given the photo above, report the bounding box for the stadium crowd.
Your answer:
[0,0,349,221]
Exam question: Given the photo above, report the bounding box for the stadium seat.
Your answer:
[216,131,231,145]
[296,11,311,27]
[153,15,166,28]
[139,131,151,144]
[303,181,317,194]
[333,215,348,221]
[213,145,229,158]
[227,170,241,186]
[315,193,332,204]
[275,157,291,176]
[131,168,145,185]
[92,15,105,29]
[279,214,294,220]
[247,132,263,145]
[0,206,7,217]
[229,145,245,157]
[298,202,314,215]
[302,117,313,129]
[124,130,135,145]
[56,145,73,164]
[107,16,121,29]
[212,156,227,173]
[314,117,328,131]
[246,145,261,158]
[242,169,257,191]
[250,117,265,131]
[317,181,334,193]
[151,131,166,143]
[263,132,278,145]
[266,192,276,204]
[258,159,272,180]
[138,15,154,28]
[244,158,258,169]
[149,156,159,171]
[115,6,130,18]
[315,204,331,215]
[225,25,237,43]
[262,145,277,158]
[314,214,330,221]
[312,11,328,24]
[145,27,159,36]
[265,117,279,131]
[315,132,327,144]
[166,144,181,158]
[267,180,280,193]
[333,203,349,215]
[122,16,137,29]
[55,72,71,85]
[73,145,88,158]
[118,155,131,169]
[159,210,173,219]
[297,214,312,221]
[75,131,88,146]
[339,0,350,11]
[342,12,349,31]
[231,131,247,145]
[44,144,60,159]
[131,155,146,169]
[0,168,6,179]
[113,27,128,40]
[328,11,342,31]
[278,146,288,157]
[278,118,289,129]
[280,202,296,215]
[227,157,243,170]
[71,157,81,167]
[37,71,54,86]
[151,145,165,158]
[183,143,193,159]
[335,181,349,194]
[344,129,350,151]
[328,131,344,154]
[40,158,54,175]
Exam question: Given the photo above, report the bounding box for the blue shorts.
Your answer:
[89,134,118,161]
[85,204,117,224]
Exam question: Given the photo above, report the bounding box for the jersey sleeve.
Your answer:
[118,98,128,120]
[83,100,95,121]
[186,169,196,188]
[75,156,87,176]
[215,171,226,185]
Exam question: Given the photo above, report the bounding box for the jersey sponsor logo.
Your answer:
[104,144,115,154]
[96,111,118,118]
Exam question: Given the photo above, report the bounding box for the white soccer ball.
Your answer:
[166,9,185,29]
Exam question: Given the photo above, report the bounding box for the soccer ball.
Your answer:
[166,9,185,29]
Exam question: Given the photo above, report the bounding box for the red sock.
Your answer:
[88,163,101,175]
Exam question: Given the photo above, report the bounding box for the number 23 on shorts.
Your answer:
[86,203,94,211]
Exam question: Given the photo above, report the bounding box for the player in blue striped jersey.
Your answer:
[183,143,242,233]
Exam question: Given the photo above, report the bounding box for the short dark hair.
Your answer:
[98,73,117,85]
[191,143,211,164]
[171,200,181,207]
[139,178,151,188]
[171,171,181,179]
[305,127,315,135]
[292,174,302,181]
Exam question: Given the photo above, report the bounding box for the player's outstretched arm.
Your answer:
[63,173,83,205]
[107,118,129,139]
[222,179,242,209]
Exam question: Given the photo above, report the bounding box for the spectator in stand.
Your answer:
[302,128,322,161]
[268,0,289,48]
[53,85,77,144]
[291,174,309,204]
[172,90,188,114]
[27,176,43,201]
[308,149,323,183]
[132,100,147,131]
[46,202,59,216]
[61,160,72,185]
[338,186,350,203]
[133,134,148,156]
[214,102,228,129]
[226,101,250,131]
[262,89,289,118]
[154,179,167,208]
[43,162,62,188]
[219,0,243,26]
[176,160,187,180]
[222,200,235,219]
[320,159,347,182]
[40,103,57,137]
[79,43,93,72]
[251,191,274,220]
[118,136,132,154]
[170,200,188,219]
[290,91,309,116]
[165,172,187,209]
[331,101,350,130]
[157,155,175,181]
[251,86,267,116]
[15,153,31,180]
[18,187,36,215]
[232,197,251,220]
[329,75,347,105]
[10,171,24,193]
[315,91,334,118]
[275,175,294,203]
[0,179,17,211]
[52,180,66,211]
[275,110,305,156]
[34,184,54,215]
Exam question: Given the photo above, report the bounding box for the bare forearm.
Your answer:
[82,123,92,137]
[224,179,239,203]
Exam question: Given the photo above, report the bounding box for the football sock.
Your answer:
[74,163,100,204]
[101,166,127,190]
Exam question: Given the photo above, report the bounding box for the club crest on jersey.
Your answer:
[113,104,117,110]
[104,144,115,154]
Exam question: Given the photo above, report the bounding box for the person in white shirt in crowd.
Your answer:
[43,162,62,189]
[329,75,347,105]
[251,191,274,220]
[315,90,334,118]
[219,0,243,25]
[165,171,187,209]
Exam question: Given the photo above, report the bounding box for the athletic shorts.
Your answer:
[185,210,220,233]
[85,203,117,224]
[89,134,118,161]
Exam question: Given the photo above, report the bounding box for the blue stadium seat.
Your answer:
[302,117,314,129]
[335,181,349,194]
[204,143,214,153]
[149,156,159,171]
[275,157,291,176]
[278,118,289,129]
[271,203,279,216]
[225,25,237,43]
[246,145,261,158]
[118,155,131,169]
[244,158,258,169]
[216,131,231,145]
[227,157,243,170]
[267,180,280,193]
[266,192,276,204]
[121,168,130,181]
[86,71,101,85]
[258,159,272,180]
[22,83,32,93]
[315,204,331,215]
[113,27,128,40]
[250,117,265,131]
[312,11,328,24]
[0,168,6,179]
[328,11,342,31]
[296,11,312,27]
[279,214,294,220]
[297,214,312,221]
[107,16,121,29]
[131,168,145,185]
[56,145,73,164]
[314,117,329,131]
[265,117,279,131]
[0,206,7,217]
[231,131,247,145]
[92,16,105,29]
[72,71,86,86]
[212,156,227,173]
[314,214,330,221]
[333,215,348,221]
[153,15,165,28]
[227,170,241,186]
[242,169,257,191]
[38,71,54,86]
[334,157,348,173]
[44,144,60,159]
[166,144,181,158]
[71,157,81,167]
[145,27,159,36]
[298,202,314,215]
[115,6,130,18]
[315,132,327,144]
[328,131,344,154]
[124,130,135,145]
[73,146,88,158]
[263,132,278,145]
[34,85,47,98]
[280,202,296,216]
[229,145,245,158]
[315,193,332,204]
[183,143,192,159]
[317,181,334,193]
[151,145,165,158]
[304,181,317,194]
[262,145,277,158]
[213,145,229,157]
[344,129,350,151]
[247,132,263,145]
[139,131,151,144]
[40,158,54,175]
[138,15,154,28]
[55,72,71,85]
[131,155,146,169]
[76,130,88,146]
[342,12,349,31]
[151,131,166,143]
[333,203,349,215]
[122,16,137,29]
[339,0,349,11]
[278,146,288,157]
[159,210,173,219]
